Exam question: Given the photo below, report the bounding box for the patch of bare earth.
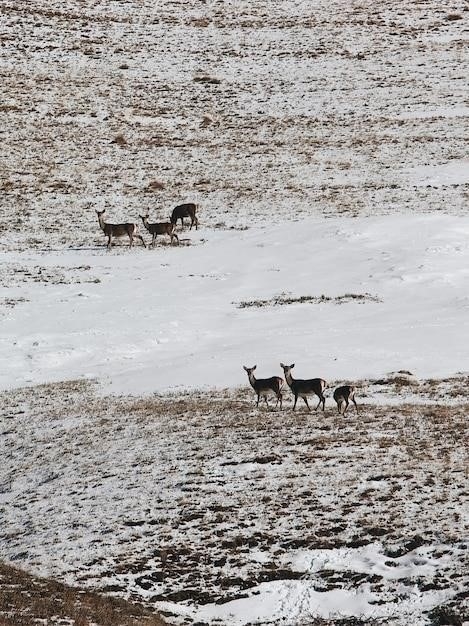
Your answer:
[0,561,168,626]
[1,380,468,623]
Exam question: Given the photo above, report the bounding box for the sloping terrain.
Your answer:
[1,380,468,624]
[0,561,168,626]
[1,0,468,251]
[1,1,469,625]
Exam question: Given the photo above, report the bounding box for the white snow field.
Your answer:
[1,214,469,394]
[1,0,469,624]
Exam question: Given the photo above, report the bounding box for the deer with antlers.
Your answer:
[280,363,327,411]
[96,209,146,250]
[170,203,199,230]
[140,213,179,247]
[243,365,284,410]
[333,385,359,415]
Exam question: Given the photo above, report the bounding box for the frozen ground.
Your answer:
[1,382,468,625]
[0,0,468,251]
[1,0,469,624]
[1,214,469,393]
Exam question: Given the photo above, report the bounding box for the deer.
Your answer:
[243,365,284,410]
[280,363,327,411]
[170,203,199,230]
[139,213,179,246]
[333,385,359,415]
[96,209,146,250]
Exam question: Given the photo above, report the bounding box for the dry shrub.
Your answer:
[188,17,212,27]
[146,180,165,191]
[111,134,127,146]
[193,75,221,84]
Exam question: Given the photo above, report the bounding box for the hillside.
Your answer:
[1,0,468,625]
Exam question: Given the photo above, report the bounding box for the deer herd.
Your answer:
[95,203,358,414]
[243,364,358,415]
[96,203,198,250]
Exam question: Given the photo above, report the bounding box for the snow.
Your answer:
[2,1,469,624]
[1,214,469,395]
[407,160,469,187]
[194,579,453,625]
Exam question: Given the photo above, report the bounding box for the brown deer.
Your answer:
[243,365,284,410]
[333,385,358,415]
[280,363,327,411]
[140,213,179,246]
[170,203,199,230]
[96,209,146,250]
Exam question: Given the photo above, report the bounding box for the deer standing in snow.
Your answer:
[96,209,146,250]
[243,365,284,410]
[170,203,199,230]
[140,213,179,246]
[333,385,358,415]
[280,363,327,411]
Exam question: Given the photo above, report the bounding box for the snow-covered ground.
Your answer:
[2,382,468,625]
[1,0,469,624]
[1,214,469,394]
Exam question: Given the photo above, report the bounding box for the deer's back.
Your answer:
[290,377,326,394]
[172,203,196,217]
[255,376,283,391]
[333,385,354,401]
[147,221,173,234]
[104,222,136,236]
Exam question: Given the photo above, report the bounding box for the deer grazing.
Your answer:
[170,203,199,230]
[243,365,284,410]
[139,213,179,246]
[280,363,327,411]
[96,209,146,250]
[333,385,358,415]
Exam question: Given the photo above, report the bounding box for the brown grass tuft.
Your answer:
[0,562,168,625]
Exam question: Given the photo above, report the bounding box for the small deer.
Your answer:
[96,209,146,250]
[333,385,358,415]
[280,363,327,411]
[243,365,284,410]
[170,203,199,230]
[140,213,179,247]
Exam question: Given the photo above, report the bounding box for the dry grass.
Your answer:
[2,0,466,252]
[237,293,382,308]
[2,380,468,622]
[0,562,167,626]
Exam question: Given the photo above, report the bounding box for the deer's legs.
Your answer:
[352,398,359,414]
[107,235,112,250]
[303,397,311,411]
[136,234,146,248]
[292,395,298,410]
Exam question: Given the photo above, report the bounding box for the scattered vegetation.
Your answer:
[0,562,168,626]
[237,292,382,308]
[2,380,468,620]
[111,134,127,146]
[192,75,221,84]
